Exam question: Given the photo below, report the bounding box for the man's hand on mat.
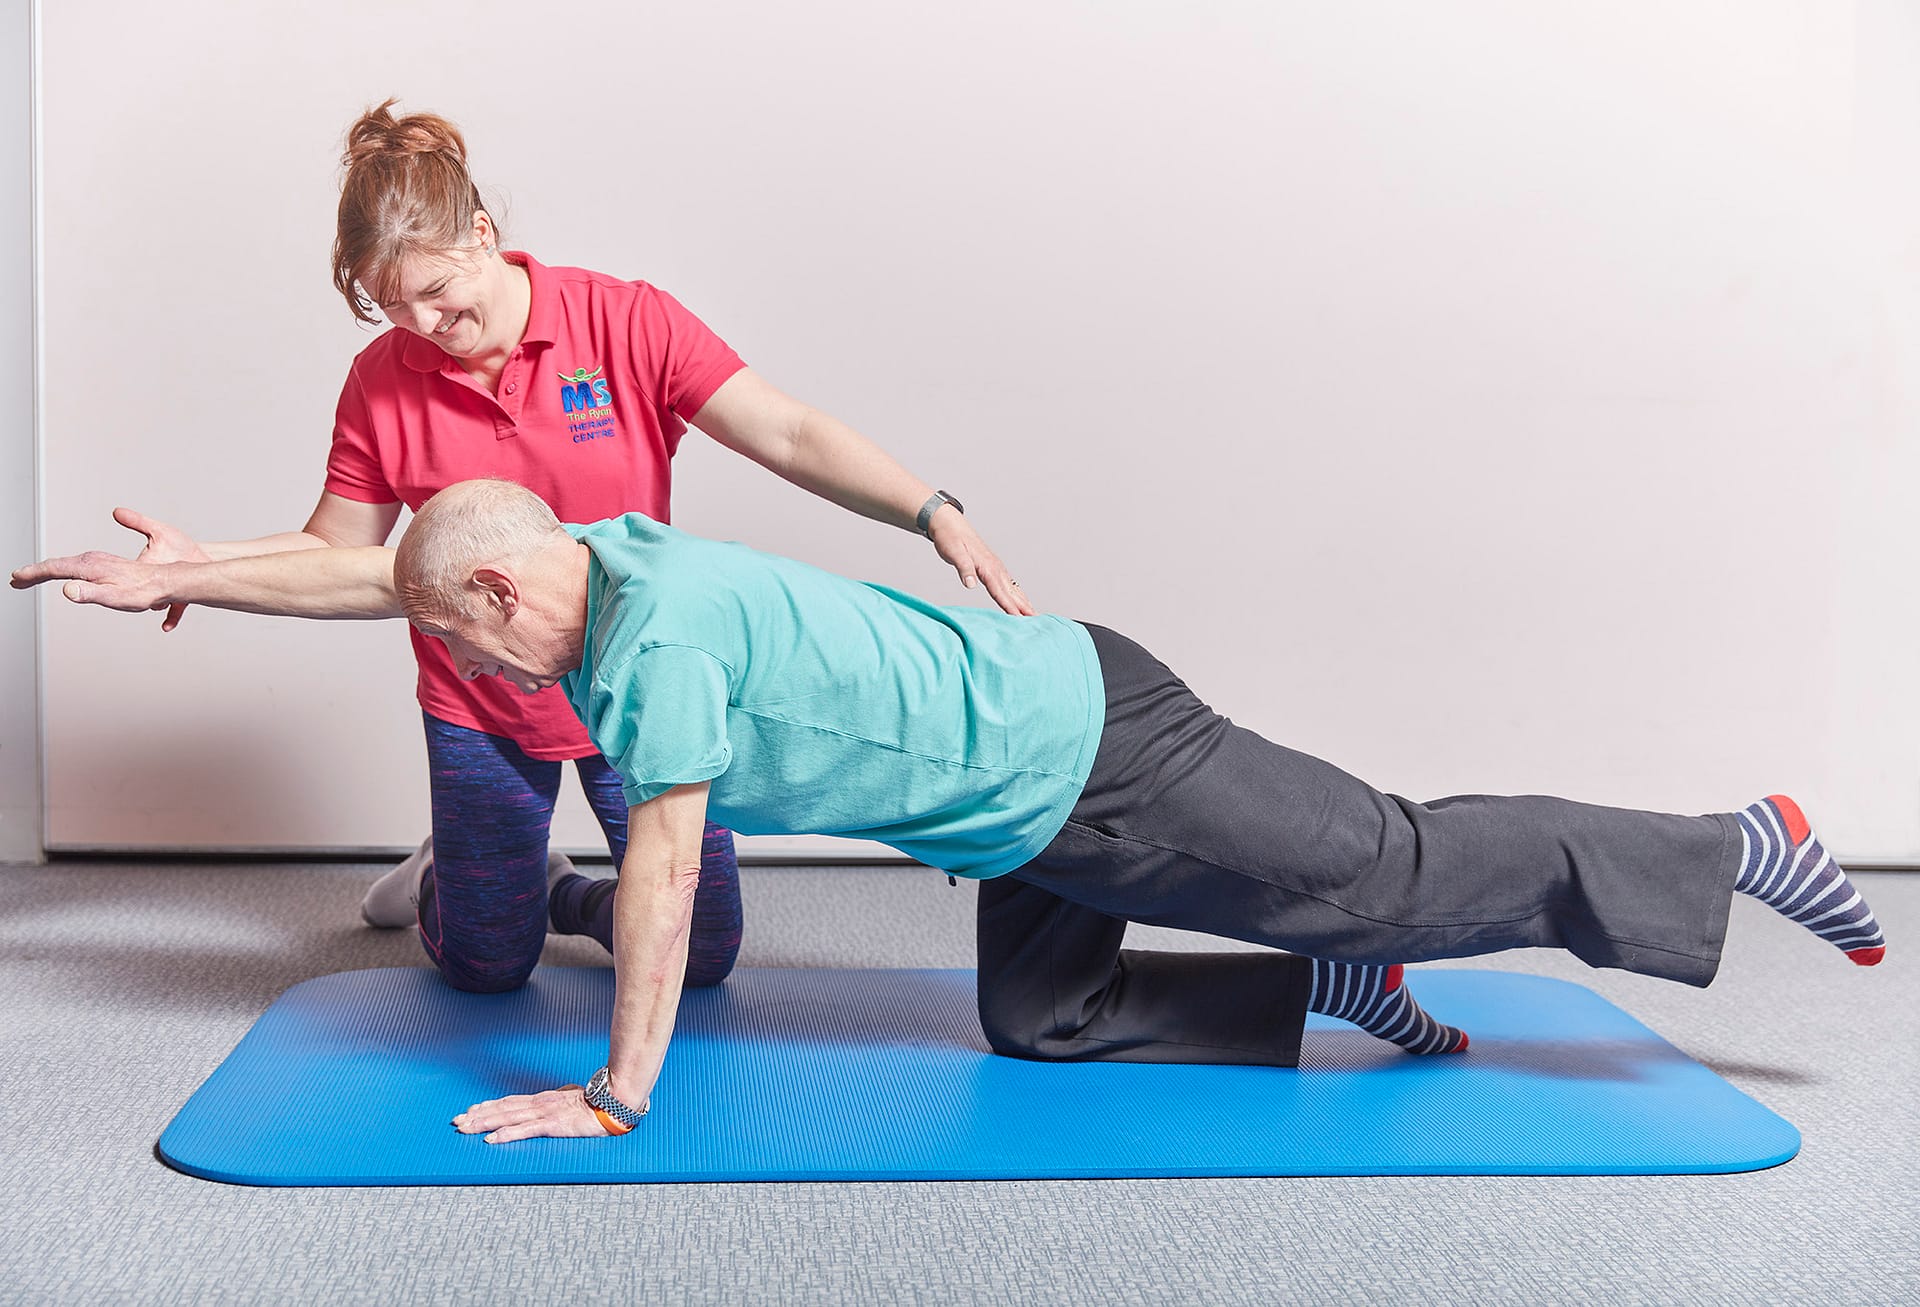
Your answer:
[453,1086,612,1143]
[927,512,1035,617]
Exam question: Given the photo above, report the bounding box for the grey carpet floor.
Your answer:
[1,859,1915,1306]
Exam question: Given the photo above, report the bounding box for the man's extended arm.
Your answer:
[10,546,402,620]
[11,492,405,628]
[452,783,710,1143]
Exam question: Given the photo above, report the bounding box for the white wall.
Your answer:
[0,0,38,864]
[27,2,1920,861]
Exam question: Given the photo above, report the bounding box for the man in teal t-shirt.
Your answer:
[388,480,1879,1146]
[557,513,1105,880]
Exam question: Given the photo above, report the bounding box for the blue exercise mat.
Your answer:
[157,967,1798,1185]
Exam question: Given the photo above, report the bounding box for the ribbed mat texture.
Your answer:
[158,967,1799,1185]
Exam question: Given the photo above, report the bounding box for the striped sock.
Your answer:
[1733,796,1886,965]
[1306,959,1468,1054]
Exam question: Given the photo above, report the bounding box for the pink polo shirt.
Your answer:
[325,252,746,759]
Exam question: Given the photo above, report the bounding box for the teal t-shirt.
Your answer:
[560,514,1105,879]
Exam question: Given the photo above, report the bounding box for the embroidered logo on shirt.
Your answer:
[558,365,619,444]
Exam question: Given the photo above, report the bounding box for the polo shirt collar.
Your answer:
[398,249,555,373]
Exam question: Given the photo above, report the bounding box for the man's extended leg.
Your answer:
[1035,624,1868,988]
[548,753,745,987]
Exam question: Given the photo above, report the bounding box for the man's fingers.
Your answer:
[17,551,122,584]
[10,556,85,588]
[455,1091,565,1134]
[483,1123,542,1144]
[484,1111,599,1144]
[455,1086,609,1143]
[161,602,188,632]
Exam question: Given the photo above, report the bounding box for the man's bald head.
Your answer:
[395,478,572,622]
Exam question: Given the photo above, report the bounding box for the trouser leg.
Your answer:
[570,754,744,986]
[1037,624,1742,987]
[975,873,1310,1065]
[416,712,559,994]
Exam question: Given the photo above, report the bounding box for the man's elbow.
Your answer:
[618,857,704,911]
[667,859,704,905]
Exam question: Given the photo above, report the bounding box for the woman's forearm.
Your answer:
[201,531,336,562]
[779,406,942,532]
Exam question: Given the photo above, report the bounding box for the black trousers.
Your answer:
[975,624,1741,1067]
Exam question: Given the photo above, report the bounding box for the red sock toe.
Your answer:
[1451,1031,1469,1053]
[1766,794,1811,845]
[1848,945,1886,967]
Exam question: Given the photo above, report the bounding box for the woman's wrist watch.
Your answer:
[916,490,964,537]
[584,1066,649,1134]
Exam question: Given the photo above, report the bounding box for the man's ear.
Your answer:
[471,566,520,617]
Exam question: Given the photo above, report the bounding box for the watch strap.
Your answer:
[916,490,964,536]
[584,1066,649,1131]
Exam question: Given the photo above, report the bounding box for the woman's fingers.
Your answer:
[930,519,1036,616]
[112,505,162,543]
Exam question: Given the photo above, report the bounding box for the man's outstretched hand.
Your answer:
[11,507,206,629]
[453,1085,615,1144]
[10,549,174,614]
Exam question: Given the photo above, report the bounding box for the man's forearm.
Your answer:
[160,547,401,619]
[604,857,701,1108]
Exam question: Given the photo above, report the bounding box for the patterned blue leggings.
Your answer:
[416,711,744,994]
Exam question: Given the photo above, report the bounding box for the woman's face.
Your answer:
[369,218,515,360]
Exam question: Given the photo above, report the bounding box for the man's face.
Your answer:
[413,608,566,696]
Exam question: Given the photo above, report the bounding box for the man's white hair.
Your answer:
[395,478,568,620]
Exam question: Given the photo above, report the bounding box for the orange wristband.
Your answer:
[591,1105,634,1136]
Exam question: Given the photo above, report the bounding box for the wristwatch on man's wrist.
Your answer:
[916,490,964,537]
[583,1066,649,1134]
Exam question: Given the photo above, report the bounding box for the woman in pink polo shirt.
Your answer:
[91,101,1035,994]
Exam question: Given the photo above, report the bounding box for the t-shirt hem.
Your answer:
[322,474,398,505]
[933,621,1106,880]
[620,757,731,808]
[673,356,747,419]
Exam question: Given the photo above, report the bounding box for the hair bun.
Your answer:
[342,97,468,170]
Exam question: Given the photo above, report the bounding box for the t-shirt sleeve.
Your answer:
[588,644,734,807]
[628,284,747,423]
[322,366,398,504]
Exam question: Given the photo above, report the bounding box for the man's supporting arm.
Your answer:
[605,784,710,1112]
[452,783,710,1143]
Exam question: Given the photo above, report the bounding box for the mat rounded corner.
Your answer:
[273,965,434,1005]
[155,1130,271,1187]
